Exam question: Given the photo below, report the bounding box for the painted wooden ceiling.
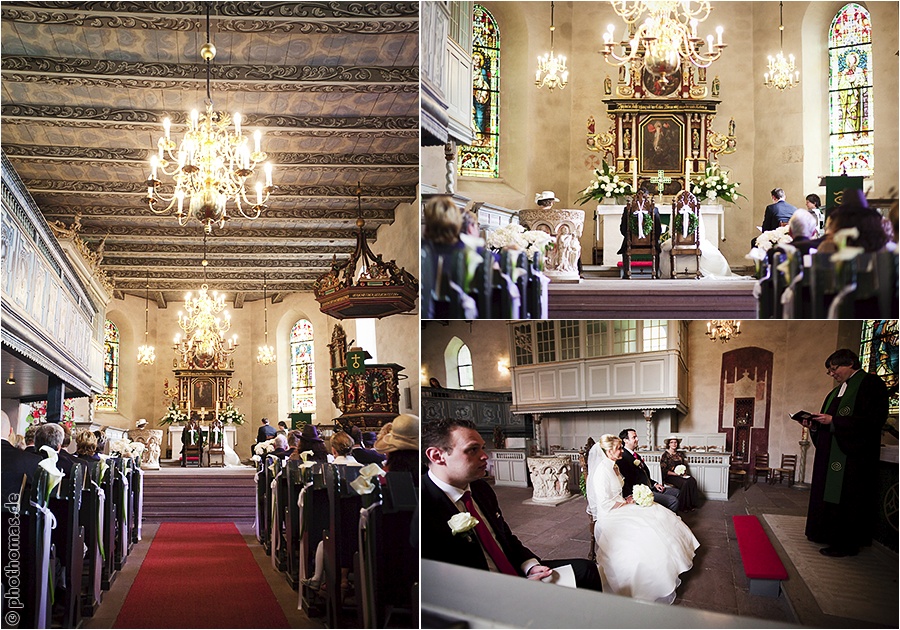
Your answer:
[0,1,419,305]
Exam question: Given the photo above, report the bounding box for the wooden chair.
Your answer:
[670,190,701,278]
[772,454,798,486]
[579,437,597,563]
[208,420,225,468]
[622,190,659,279]
[181,420,203,468]
[752,453,772,484]
[729,464,750,492]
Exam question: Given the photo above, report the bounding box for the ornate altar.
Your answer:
[587,64,737,203]
[328,324,404,431]
[164,369,238,419]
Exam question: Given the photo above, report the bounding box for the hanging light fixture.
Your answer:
[6,368,15,386]
[257,272,276,365]
[137,272,156,365]
[535,2,569,91]
[602,1,726,85]
[173,235,238,369]
[706,320,741,343]
[313,184,418,319]
[764,1,799,90]
[145,3,274,233]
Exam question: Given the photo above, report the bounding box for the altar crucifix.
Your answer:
[650,170,672,195]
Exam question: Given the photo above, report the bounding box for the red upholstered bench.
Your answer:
[733,515,788,597]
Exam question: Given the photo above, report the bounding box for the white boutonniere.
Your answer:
[632,484,654,507]
[633,458,642,467]
[448,512,479,542]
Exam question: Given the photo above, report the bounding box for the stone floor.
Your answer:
[493,478,897,628]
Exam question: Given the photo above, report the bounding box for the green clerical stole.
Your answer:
[819,370,864,504]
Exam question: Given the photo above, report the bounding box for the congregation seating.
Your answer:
[421,240,549,319]
[3,451,144,628]
[757,248,898,319]
[253,451,418,628]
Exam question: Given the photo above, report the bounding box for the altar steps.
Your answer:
[141,470,256,521]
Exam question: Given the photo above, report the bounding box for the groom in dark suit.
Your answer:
[618,428,680,512]
[761,188,798,232]
[422,418,602,591]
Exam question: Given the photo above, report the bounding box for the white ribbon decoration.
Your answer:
[118,467,130,549]
[270,465,284,570]
[29,500,57,629]
[634,207,648,239]
[679,207,693,239]
[133,467,144,541]
[92,480,106,560]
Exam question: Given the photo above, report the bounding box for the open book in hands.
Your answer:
[790,410,816,423]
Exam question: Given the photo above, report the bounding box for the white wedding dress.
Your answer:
[587,444,699,604]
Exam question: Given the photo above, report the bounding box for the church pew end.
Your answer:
[732,515,788,597]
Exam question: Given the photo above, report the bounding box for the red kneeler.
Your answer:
[732,515,788,597]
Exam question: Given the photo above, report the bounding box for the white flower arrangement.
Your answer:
[747,225,792,262]
[829,227,866,262]
[109,438,135,458]
[632,483,654,507]
[349,463,386,495]
[485,223,555,261]
[254,438,276,456]
[691,164,746,205]
[674,464,687,476]
[38,445,66,500]
[218,403,245,425]
[448,512,480,539]
[576,161,634,204]
[160,402,188,425]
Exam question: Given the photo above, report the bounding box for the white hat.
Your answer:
[374,414,419,453]
[136,418,148,428]
[535,191,559,204]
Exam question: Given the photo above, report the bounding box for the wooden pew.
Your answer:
[357,471,418,629]
[50,460,85,629]
[114,458,131,570]
[284,459,305,589]
[255,456,268,546]
[298,463,329,617]
[493,250,521,319]
[130,457,143,545]
[527,251,549,319]
[100,457,118,590]
[323,463,364,629]
[79,460,104,618]
[270,456,289,571]
[262,454,277,555]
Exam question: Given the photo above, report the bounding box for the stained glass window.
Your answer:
[457,344,474,390]
[828,3,873,177]
[859,320,898,416]
[290,319,316,412]
[96,319,119,410]
[458,5,500,178]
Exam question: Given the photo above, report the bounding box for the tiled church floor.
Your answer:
[493,479,896,628]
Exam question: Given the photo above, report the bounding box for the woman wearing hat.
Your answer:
[535,191,560,209]
[660,437,701,511]
[374,414,419,486]
[297,424,328,463]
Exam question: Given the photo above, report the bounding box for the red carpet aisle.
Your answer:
[113,522,289,628]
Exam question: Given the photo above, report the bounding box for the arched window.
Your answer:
[859,320,898,416]
[828,3,873,177]
[458,4,500,178]
[290,319,316,412]
[96,319,119,411]
[457,343,474,390]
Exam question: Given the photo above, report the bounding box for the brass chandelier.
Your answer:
[145,3,273,233]
[602,1,726,84]
[535,2,569,91]
[137,272,156,365]
[763,2,799,90]
[706,320,741,343]
[257,272,276,365]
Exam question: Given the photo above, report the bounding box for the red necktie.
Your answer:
[461,491,519,576]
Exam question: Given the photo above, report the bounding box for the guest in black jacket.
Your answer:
[350,425,386,466]
[762,188,798,232]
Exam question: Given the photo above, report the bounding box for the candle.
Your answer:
[191,109,199,129]
[233,112,241,136]
[163,117,171,140]
[254,130,261,153]
[716,26,723,46]
[256,181,263,205]
[264,162,272,186]
[690,19,697,39]
[150,155,158,179]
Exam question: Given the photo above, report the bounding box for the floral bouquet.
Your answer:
[485,223,555,262]
[632,483,654,507]
[747,225,792,271]
[218,402,245,425]
[674,464,687,476]
[160,401,188,425]
[576,161,634,205]
[109,438,144,459]
[254,437,276,456]
[691,164,746,205]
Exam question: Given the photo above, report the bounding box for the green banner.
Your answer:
[824,175,863,215]
[347,351,367,374]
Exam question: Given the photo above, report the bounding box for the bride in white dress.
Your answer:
[587,434,699,604]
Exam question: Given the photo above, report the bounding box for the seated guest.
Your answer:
[24,424,37,453]
[277,420,289,434]
[805,193,824,232]
[788,208,820,255]
[374,414,420,486]
[659,437,701,512]
[286,429,303,460]
[93,430,108,456]
[329,431,360,466]
[270,434,290,458]
[254,417,277,457]
[422,418,602,591]
[298,424,329,463]
[35,423,73,474]
[817,190,890,253]
[74,429,101,462]
[350,425,386,466]
[423,195,463,253]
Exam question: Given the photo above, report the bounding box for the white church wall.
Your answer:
[421,320,510,392]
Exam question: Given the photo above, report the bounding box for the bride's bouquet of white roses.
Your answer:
[632,484,654,507]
